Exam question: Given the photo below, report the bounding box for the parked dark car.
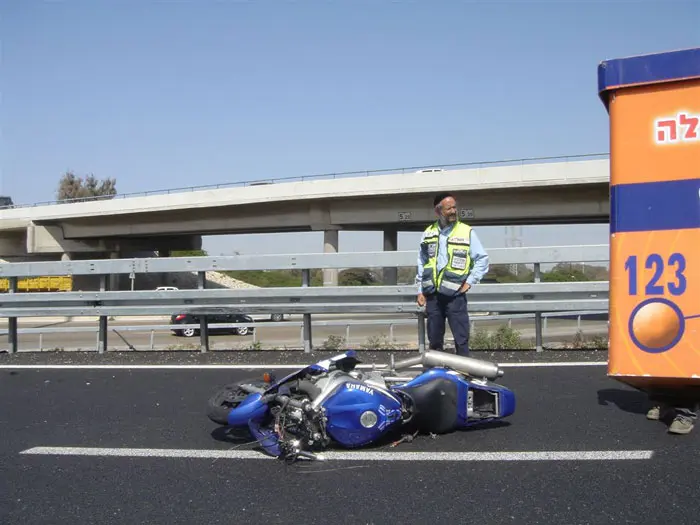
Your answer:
[170,313,255,337]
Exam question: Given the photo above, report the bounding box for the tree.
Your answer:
[57,171,117,202]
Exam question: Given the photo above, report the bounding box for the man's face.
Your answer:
[436,196,458,223]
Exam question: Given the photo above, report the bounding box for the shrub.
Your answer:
[322,335,346,351]
[570,330,609,349]
[470,325,526,350]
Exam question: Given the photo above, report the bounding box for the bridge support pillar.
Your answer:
[109,251,119,291]
[61,253,74,321]
[383,228,398,285]
[159,249,171,287]
[323,230,338,286]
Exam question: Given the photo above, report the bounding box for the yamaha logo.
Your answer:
[346,383,375,395]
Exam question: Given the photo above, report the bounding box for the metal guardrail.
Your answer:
[0,244,611,354]
[0,310,609,334]
[0,281,609,312]
[1,153,609,209]
[0,244,610,277]
[0,311,609,351]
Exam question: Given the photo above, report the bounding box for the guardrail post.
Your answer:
[97,275,108,353]
[302,269,312,353]
[8,277,18,353]
[534,263,543,352]
[417,311,426,353]
[197,271,209,353]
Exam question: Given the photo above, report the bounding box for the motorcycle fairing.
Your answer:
[321,381,403,447]
[226,392,268,426]
[261,351,361,395]
[394,367,515,429]
[248,419,282,457]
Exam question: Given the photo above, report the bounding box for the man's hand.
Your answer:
[417,293,426,307]
[459,282,471,294]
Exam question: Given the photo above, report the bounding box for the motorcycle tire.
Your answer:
[206,379,269,425]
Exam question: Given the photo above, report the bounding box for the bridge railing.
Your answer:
[1,153,609,209]
[0,244,610,354]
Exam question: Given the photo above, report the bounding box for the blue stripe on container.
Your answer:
[598,47,700,109]
[610,178,700,234]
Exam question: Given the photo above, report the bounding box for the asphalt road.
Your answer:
[1,358,698,524]
[1,316,608,352]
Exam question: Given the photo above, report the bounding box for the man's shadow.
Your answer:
[597,387,650,415]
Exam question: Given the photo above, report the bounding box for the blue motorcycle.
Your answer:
[206,350,516,461]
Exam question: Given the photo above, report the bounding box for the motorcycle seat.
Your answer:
[396,377,458,434]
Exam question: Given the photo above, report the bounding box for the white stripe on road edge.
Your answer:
[19,446,652,461]
[500,362,607,368]
[0,362,608,370]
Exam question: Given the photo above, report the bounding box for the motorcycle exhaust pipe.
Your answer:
[394,350,503,380]
[392,355,423,369]
[422,351,504,380]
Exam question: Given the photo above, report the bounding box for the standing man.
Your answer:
[416,192,490,356]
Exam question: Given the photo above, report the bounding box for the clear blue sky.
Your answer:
[1,0,698,256]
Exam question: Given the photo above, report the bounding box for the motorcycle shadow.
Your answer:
[209,420,511,455]
[354,420,512,451]
[210,425,270,452]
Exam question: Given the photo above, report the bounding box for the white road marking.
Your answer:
[0,361,608,370]
[19,446,653,462]
[500,361,607,367]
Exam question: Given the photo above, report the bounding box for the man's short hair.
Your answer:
[433,192,455,207]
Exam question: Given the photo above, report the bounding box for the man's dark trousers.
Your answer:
[425,292,470,356]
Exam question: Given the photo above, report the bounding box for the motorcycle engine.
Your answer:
[268,369,398,461]
[269,379,331,461]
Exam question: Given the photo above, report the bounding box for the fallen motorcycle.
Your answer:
[206,350,516,461]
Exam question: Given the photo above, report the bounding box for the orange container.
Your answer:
[599,48,700,393]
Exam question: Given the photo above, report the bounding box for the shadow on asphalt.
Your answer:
[210,426,267,448]
[209,419,512,454]
[597,388,650,415]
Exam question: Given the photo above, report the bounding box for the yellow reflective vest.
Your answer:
[419,221,473,296]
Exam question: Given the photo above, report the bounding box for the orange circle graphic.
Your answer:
[631,300,682,350]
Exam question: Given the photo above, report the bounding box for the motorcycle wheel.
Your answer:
[206,379,269,425]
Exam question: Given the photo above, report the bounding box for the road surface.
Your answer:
[0,351,697,524]
[0,314,608,352]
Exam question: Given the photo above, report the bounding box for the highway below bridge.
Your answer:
[0,314,609,352]
[1,350,698,524]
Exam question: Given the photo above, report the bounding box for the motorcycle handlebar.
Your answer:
[276,394,310,410]
[259,392,310,411]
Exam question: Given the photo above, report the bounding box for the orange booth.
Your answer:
[599,47,700,396]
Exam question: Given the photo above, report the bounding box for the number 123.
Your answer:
[624,253,687,296]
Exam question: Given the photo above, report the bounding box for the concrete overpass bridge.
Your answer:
[0,155,610,285]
